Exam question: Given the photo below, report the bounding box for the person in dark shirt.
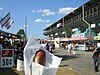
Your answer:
[92,46,100,72]
[46,43,50,51]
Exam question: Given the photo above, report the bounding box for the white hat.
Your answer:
[97,43,100,47]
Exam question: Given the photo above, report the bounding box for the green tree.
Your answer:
[17,29,26,41]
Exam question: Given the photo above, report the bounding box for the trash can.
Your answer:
[17,52,24,71]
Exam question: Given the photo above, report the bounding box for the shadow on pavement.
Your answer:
[55,54,84,61]
[59,64,69,67]
[0,68,19,75]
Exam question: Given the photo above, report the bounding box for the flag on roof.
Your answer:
[5,18,14,29]
[0,12,10,27]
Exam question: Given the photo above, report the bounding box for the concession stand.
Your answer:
[0,30,22,68]
[68,28,96,51]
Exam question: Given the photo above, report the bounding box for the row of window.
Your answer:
[65,5,100,24]
[44,5,100,36]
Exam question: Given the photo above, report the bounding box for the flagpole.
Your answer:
[24,16,27,42]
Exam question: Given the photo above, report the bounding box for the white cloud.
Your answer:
[34,18,50,23]
[32,9,35,13]
[35,18,44,22]
[37,9,55,16]
[58,7,77,15]
[0,7,3,11]
[32,7,77,16]
[46,20,50,22]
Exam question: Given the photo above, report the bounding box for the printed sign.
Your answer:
[1,49,14,68]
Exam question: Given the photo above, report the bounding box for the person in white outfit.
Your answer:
[67,42,73,55]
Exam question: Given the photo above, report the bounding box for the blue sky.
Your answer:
[0,0,89,39]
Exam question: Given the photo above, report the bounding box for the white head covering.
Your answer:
[97,42,100,47]
[24,37,62,75]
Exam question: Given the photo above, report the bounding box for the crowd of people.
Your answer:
[0,38,25,51]
[61,42,79,55]
[40,41,55,53]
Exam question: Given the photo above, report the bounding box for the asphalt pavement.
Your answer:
[53,48,100,75]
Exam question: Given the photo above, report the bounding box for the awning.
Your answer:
[68,37,94,41]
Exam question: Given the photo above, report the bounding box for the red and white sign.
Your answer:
[1,49,14,68]
[68,37,93,41]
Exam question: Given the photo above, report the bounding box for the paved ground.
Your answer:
[53,48,100,75]
[1,48,100,75]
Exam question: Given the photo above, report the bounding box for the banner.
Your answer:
[24,37,62,75]
[0,12,10,27]
[5,19,14,29]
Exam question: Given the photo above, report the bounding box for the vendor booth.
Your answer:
[54,38,68,48]
[68,28,96,51]
[0,30,23,68]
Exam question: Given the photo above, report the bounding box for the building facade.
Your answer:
[43,0,100,40]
